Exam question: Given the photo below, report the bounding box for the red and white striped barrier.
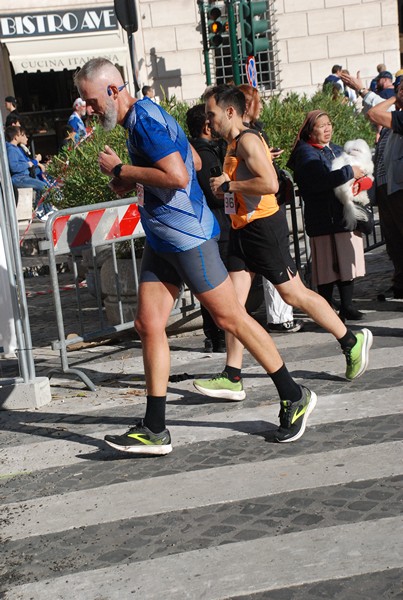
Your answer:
[26,281,87,297]
[51,203,144,255]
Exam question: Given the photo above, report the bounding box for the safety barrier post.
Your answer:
[0,113,52,409]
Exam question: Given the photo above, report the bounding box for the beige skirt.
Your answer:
[310,231,366,286]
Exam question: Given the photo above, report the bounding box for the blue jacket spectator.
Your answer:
[5,125,54,221]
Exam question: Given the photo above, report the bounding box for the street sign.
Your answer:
[246,56,258,88]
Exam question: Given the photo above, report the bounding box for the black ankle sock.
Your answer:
[269,363,301,402]
[144,395,166,433]
[225,365,242,382]
[337,329,357,351]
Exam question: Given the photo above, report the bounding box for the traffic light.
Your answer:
[114,0,138,34]
[239,0,269,57]
[208,5,225,48]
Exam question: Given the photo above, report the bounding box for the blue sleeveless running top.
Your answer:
[124,98,219,252]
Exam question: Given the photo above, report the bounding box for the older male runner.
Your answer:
[75,58,317,453]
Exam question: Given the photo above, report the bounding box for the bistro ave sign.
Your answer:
[0,7,118,38]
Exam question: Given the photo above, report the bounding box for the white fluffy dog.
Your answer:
[331,138,374,230]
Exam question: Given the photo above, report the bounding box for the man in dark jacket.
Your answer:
[186,103,229,352]
[323,65,344,93]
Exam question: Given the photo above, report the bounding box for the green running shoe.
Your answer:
[344,328,373,380]
[104,420,172,455]
[275,386,317,443]
[193,372,246,401]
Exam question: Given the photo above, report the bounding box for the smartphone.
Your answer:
[210,166,222,177]
[272,147,282,153]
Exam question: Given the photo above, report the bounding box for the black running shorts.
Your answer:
[227,209,297,285]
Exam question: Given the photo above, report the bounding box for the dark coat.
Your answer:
[289,140,354,237]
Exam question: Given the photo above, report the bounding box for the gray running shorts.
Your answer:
[140,237,228,294]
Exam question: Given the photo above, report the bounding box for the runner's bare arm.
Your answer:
[367,97,396,128]
[98,145,189,189]
[231,133,279,195]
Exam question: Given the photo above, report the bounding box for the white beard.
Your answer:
[100,98,118,131]
[331,139,374,230]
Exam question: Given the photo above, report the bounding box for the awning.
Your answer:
[6,32,128,74]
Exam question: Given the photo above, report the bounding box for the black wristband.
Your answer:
[221,181,230,193]
[113,163,123,178]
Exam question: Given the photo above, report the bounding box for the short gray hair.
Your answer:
[74,57,115,88]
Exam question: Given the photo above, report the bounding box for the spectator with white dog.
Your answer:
[287,110,369,322]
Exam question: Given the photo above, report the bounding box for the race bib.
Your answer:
[224,192,236,214]
[136,183,144,206]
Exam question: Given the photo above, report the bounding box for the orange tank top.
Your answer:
[223,129,279,229]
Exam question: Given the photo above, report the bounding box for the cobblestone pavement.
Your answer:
[0,247,403,599]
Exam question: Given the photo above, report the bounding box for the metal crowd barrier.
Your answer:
[40,198,198,391]
[0,116,36,384]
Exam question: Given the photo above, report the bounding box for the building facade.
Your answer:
[0,0,400,129]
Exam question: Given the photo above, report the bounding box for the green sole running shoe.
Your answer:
[104,420,172,455]
[193,372,246,401]
[275,386,317,443]
[344,328,373,380]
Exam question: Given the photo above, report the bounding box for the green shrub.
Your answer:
[47,89,375,207]
[47,122,130,208]
[161,88,375,170]
[258,89,376,169]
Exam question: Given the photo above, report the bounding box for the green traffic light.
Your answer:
[250,1,267,17]
[239,0,269,57]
